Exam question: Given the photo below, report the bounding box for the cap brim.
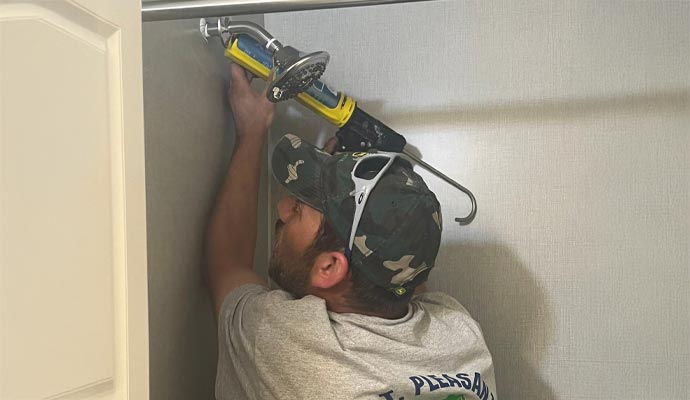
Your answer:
[271,134,331,212]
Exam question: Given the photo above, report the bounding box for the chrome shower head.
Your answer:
[268,46,329,102]
[200,18,329,103]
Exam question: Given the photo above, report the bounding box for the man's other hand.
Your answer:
[322,136,338,154]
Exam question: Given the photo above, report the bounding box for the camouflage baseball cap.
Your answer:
[271,134,443,295]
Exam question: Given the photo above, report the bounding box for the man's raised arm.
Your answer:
[205,64,275,317]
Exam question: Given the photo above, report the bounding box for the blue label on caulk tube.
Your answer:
[236,34,274,69]
[305,80,339,109]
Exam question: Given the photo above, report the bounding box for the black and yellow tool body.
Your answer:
[226,34,356,128]
[223,32,475,224]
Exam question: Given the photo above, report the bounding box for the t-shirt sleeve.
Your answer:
[216,284,271,397]
[218,283,270,353]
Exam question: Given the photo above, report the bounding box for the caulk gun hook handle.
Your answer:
[453,185,477,225]
[401,148,477,225]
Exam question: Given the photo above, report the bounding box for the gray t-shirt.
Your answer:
[216,284,497,400]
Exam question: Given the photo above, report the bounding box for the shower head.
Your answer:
[268,46,329,102]
[200,18,329,102]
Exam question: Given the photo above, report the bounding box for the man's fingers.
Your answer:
[231,63,273,104]
[323,137,339,154]
[230,63,250,93]
[261,69,276,98]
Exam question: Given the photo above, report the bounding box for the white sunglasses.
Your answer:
[346,152,399,259]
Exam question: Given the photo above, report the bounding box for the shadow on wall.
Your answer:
[433,243,556,400]
[356,89,688,128]
[270,102,338,148]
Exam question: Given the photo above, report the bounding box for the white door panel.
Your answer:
[0,1,148,399]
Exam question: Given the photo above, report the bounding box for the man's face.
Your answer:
[269,196,323,297]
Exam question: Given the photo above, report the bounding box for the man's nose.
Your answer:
[276,196,297,223]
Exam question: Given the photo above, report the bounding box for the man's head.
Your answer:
[269,134,443,317]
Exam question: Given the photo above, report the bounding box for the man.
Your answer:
[206,63,497,399]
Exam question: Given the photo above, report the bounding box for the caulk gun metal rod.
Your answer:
[143,0,447,22]
[402,148,477,225]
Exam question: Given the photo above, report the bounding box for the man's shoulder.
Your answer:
[222,284,320,308]
[413,291,468,312]
[222,284,330,320]
[413,291,489,341]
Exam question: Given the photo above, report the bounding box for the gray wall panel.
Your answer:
[142,15,268,400]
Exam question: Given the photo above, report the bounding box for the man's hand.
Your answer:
[228,63,275,139]
[322,136,339,154]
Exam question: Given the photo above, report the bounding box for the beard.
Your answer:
[268,220,313,298]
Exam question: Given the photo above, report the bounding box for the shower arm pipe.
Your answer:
[142,0,444,22]
[214,21,283,52]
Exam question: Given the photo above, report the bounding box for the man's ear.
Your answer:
[310,251,349,289]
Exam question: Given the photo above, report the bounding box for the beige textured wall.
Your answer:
[142,15,268,400]
[265,1,690,398]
